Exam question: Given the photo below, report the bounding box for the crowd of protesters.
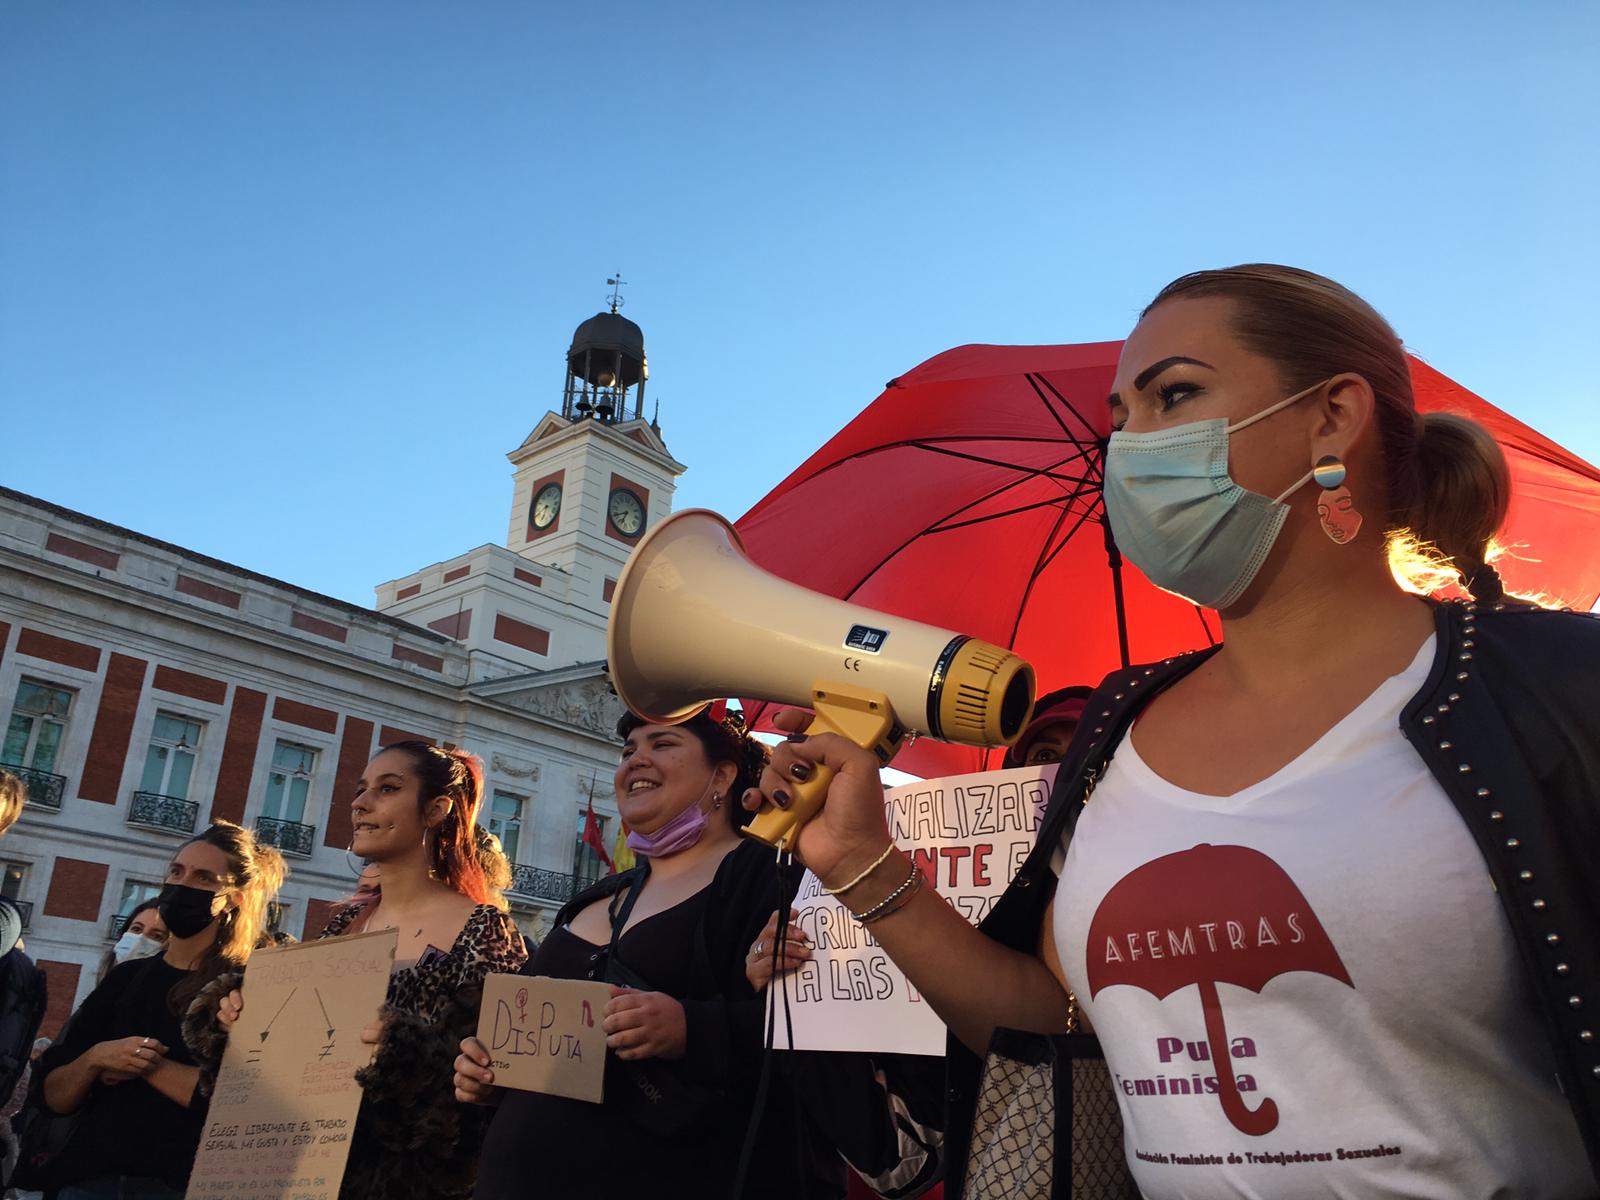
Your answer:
[4,263,1598,1200]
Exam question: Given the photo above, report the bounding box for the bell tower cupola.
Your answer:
[563,276,649,426]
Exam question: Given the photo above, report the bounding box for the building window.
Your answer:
[573,808,610,888]
[113,878,163,936]
[489,791,523,862]
[2,679,73,774]
[1,862,25,901]
[138,712,204,800]
[263,741,317,823]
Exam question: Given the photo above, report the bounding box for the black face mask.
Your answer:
[158,883,221,939]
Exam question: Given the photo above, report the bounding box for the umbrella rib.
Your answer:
[1023,372,1078,440]
[920,447,1102,534]
[1030,372,1104,441]
[1030,496,1102,583]
[928,479,1102,534]
[757,435,1087,498]
[838,448,1094,599]
[1005,495,1092,649]
[907,440,1095,486]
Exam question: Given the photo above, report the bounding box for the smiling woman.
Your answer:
[454,707,851,1200]
[185,743,526,1200]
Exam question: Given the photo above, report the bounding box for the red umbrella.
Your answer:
[736,342,1600,777]
[1085,842,1352,1136]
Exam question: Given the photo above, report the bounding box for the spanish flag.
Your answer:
[611,819,636,873]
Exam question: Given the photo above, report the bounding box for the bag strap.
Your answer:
[605,860,652,967]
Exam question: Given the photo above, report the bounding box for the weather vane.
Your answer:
[606,274,627,313]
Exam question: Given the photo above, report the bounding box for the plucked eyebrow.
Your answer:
[356,771,405,788]
[1107,356,1216,410]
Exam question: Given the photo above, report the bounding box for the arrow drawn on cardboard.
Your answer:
[315,987,335,1040]
[259,987,297,1043]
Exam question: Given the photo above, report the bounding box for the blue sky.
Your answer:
[2,1,1596,606]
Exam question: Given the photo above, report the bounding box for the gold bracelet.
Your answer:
[850,858,923,924]
[825,842,897,896]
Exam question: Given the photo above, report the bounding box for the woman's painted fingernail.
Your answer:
[773,789,791,808]
[785,733,808,743]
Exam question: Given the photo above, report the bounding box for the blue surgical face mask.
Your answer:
[1103,379,1328,610]
[113,930,165,964]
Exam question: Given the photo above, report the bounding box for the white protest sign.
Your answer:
[186,927,397,1200]
[476,974,610,1103]
[777,763,1056,1055]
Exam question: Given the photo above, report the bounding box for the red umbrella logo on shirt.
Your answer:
[1086,843,1353,1136]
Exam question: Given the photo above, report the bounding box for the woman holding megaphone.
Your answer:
[746,266,1599,1197]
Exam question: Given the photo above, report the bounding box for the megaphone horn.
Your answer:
[606,510,1036,851]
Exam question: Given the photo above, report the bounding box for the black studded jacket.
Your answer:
[943,599,1600,1193]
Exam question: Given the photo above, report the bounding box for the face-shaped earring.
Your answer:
[1313,455,1363,545]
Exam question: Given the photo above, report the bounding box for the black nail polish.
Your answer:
[773,789,791,808]
[785,733,808,743]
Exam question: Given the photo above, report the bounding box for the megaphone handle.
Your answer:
[743,682,901,853]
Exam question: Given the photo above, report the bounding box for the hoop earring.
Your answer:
[1313,455,1363,545]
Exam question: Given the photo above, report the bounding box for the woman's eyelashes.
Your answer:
[1157,380,1201,411]
[1109,380,1202,431]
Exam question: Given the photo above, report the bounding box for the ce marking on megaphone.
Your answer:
[843,657,866,672]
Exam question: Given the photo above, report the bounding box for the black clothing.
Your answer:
[475,839,817,1200]
[943,600,1600,1195]
[38,957,204,1192]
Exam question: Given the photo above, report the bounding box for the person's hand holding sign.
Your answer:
[602,986,686,1060]
[217,988,244,1030]
[746,908,812,992]
[454,1037,503,1106]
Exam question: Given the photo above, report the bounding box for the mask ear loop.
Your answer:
[1224,378,1333,436]
[1222,378,1333,506]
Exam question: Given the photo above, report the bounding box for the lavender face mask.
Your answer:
[625,799,710,859]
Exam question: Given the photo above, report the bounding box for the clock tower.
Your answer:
[375,281,684,674]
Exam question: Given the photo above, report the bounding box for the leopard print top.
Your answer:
[321,900,526,1023]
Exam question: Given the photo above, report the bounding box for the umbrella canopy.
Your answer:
[736,342,1600,777]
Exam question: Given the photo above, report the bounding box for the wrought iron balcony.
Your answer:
[128,791,199,835]
[4,765,66,810]
[8,900,31,930]
[107,911,130,940]
[254,816,317,858]
[507,865,582,904]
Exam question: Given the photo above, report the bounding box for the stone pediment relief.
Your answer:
[497,676,623,737]
[490,752,542,782]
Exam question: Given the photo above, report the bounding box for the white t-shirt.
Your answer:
[1054,637,1594,1199]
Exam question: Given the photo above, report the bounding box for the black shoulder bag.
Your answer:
[602,864,725,1137]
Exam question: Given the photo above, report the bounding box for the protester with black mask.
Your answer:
[37,821,284,1198]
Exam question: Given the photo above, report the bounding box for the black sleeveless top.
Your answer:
[474,842,815,1200]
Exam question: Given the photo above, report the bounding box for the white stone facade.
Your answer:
[0,405,683,1033]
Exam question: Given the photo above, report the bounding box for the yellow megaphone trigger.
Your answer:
[742,682,904,852]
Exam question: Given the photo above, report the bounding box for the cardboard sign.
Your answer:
[777,763,1057,1055]
[186,928,397,1200]
[476,974,610,1103]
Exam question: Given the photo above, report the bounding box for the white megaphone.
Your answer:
[606,509,1036,851]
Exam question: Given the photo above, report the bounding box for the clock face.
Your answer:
[608,488,645,536]
[530,483,562,530]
